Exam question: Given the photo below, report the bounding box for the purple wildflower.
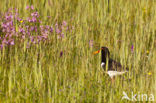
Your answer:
[2,39,8,44]
[22,35,25,39]
[34,26,38,32]
[14,8,18,12]
[47,16,51,18]
[19,27,25,34]
[0,8,73,49]
[131,45,134,52]
[37,36,42,43]
[9,40,14,45]
[62,21,67,26]
[26,42,30,48]
[42,34,48,39]
[40,25,44,30]
[58,33,64,39]
[56,28,61,34]
[31,17,37,22]
[17,17,22,22]
[30,26,35,31]
[89,40,93,47]
[27,17,32,22]
[31,5,34,10]
[60,33,64,38]
[26,5,29,9]
[45,25,50,30]
[0,44,3,50]
[50,26,53,32]
[31,12,39,18]
[60,51,63,57]
[30,36,34,42]
[55,23,58,27]
[5,15,13,21]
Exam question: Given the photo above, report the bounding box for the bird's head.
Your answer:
[101,47,110,58]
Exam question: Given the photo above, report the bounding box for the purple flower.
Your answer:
[31,5,34,10]
[45,25,50,30]
[30,26,35,31]
[56,28,61,34]
[60,33,64,38]
[2,39,8,44]
[10,40,14,45]
[22,35,25,39]
[19,28,25,34]
[131,45,134,52]
[0,8,73,49]
[31,12,39,17]
[50,26,53,32]
[47,16,51,18]
[40,25,44,30]
[5,15,13,20]
[31,13,35,17]
[37,36,42,43]
[60,51,63,57]
[17,17,22,22]
[30,36,34,42]
[31,17,37,22]
[26,42,30,48]
[39,20,42,23]
[33,41,36,44]
[14,8,18,12]
[25,25,29,29]
[0,44,3,49]
[58,33,64,39]
[55,23,58,27]
[89,40,93,47]
[26,6,29,9]
[34,26,38,32]
[62,21,67,26]
[27,17,32,22]
[42,34,48,39]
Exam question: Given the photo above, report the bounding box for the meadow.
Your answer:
[0,0,155,102]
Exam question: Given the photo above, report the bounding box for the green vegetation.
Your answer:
[0,0,155,102]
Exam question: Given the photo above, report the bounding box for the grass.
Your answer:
[0,0,155,102]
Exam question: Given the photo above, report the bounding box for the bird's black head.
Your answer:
[101,47,110,63]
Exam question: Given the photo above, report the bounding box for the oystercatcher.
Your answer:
[94,47,128,79]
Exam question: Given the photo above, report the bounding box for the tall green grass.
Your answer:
[0,0,155,102]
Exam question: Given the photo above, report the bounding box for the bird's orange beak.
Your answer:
[93,50,100,54]
[93,48,105,54]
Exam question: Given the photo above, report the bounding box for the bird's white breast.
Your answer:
[101,62,105,68]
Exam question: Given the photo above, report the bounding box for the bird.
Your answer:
[94,46,128,80]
